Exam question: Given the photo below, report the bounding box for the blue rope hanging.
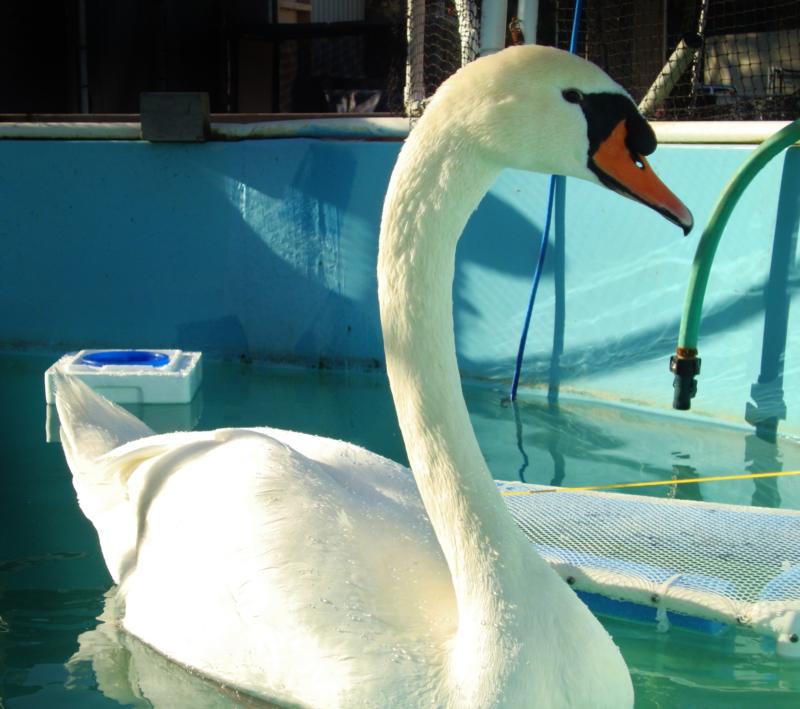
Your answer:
[509,0,583,401]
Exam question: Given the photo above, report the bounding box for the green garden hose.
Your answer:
[671,118,800,410]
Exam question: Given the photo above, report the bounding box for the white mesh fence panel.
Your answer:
[405,0,481,116]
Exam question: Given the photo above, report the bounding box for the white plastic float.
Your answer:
[44,349,202,404]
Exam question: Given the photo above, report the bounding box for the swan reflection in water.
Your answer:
[68,588,278,709]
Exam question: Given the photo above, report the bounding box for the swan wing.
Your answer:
[111,428,454,705]
[56,377,455,705]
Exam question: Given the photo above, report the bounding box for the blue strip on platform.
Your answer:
[577,590,728,635]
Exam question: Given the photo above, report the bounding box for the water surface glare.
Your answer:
[2,352,800,707]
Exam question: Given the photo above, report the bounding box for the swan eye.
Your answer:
[562,89,583,104]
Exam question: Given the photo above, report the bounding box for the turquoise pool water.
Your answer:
[2,351,800,707]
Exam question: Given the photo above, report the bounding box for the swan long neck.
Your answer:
[378,124,534,699]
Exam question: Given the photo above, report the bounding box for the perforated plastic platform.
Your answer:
[498,481,800,655]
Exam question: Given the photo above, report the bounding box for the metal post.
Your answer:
[479,0,508,56]
[517,0,539,44]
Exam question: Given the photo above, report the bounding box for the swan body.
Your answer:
[58,384,456,706]
[57,45,692,708]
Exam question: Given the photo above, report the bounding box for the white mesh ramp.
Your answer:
[498,481,800,656]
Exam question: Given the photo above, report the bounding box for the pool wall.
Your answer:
[1,138,798,432]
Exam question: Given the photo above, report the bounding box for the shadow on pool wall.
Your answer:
[0,138,798,433]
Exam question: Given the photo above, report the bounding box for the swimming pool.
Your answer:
[2,351,800,707]
[2,122,799,706]
[2,138,798,432]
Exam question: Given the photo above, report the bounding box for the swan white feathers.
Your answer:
[57,374,456,706]
[56,45,692,708]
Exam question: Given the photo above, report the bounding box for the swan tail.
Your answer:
[54,372,158,578]
[54,371,154,469]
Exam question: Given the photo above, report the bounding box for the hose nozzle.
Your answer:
[670,349,701,410]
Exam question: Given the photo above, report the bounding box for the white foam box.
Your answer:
[45,349,203,404]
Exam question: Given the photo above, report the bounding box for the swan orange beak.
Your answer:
[591,121,694,235]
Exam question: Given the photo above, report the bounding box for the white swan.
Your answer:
[56,45,692,708]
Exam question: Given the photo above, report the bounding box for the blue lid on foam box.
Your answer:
[45,349,202,404]
[78,350,171,368]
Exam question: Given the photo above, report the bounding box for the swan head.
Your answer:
[424,44,693,234]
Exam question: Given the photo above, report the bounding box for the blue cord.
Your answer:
[509,0,583,401]
[567,0,583,54]
[509,177,558,399]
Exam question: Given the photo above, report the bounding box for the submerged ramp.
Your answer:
[499,481,800,655]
